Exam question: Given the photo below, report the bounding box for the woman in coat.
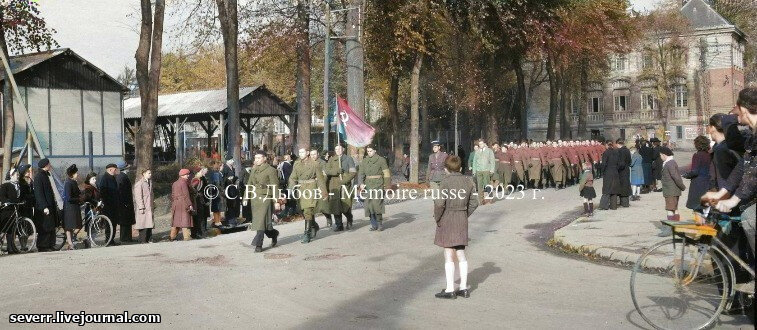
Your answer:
[191,167,209,239]
[170,169,194,241]
[16,165,34,221]
[629,146,644,201]
[62,164,82,250]
[683,136,711,211]
[433,155,478,299]
[133,169,154,243]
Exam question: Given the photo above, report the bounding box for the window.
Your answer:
[620,128,626,141]
[642,53,654,69]
[614,95,627,111]
[674,85,688,108]
[612,55,627,71]
[590,97,602,113]
[641,92,657,110]
[676,126,683,139]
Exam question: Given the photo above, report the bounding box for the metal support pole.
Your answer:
[219,114,225,159]
[88,131,94,172]
[175,117,180,163]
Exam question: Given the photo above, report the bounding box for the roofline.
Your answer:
[1,48,130,93]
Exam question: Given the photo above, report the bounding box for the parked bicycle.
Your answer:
[0,202,37,254]
[630,208,755,329]
[53,201,113,250]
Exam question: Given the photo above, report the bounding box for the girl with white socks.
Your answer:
[432,155,479,299]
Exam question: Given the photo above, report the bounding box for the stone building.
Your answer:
[527,0,747,148]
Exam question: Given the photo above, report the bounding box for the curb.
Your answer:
[550,217,642,266]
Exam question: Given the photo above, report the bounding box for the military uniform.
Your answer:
[358,154,391,230]
[325,154,357,230]
[427,151,449,191]
[472,146,495,202]
[494,148,510,187]
[527,147,543,188]
[289,158,327,242]
[548,146,564,188]
[512,148,526,186]
[246,162,280,250]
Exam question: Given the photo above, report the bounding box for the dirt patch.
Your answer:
[304,253,354,261]
[264,253,294,260]
[354,314,378,320]
[174,255,230,266]
[199,245,218,249]
[134,253,164,258]
[525,207,583,247]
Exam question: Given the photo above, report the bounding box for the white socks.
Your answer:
[458,261,468,290]
[445,262,455,293]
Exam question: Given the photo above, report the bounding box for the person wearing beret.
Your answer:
[98,163,122,246]
[32,158,59,252]
[62,164,83,250]
[170,169,194,241]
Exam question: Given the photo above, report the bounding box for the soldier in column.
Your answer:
[496,144,511,189]
[324,144,357,231]
[511,144,525,188]
[244,150,280,252]
[358,145,391,231]
[427,141,449,192]
[471,139,495,204]
[526,142,541,189]
[314,149,334,228]
[490,143,502,190]
[558,141,571,187]
[289,147,327,243]
[547,141,563,189]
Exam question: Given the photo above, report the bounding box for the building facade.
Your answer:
[528,0,746,148]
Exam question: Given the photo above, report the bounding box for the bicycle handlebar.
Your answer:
[1,201,25,208]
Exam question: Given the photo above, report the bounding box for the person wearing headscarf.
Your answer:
[170,169,194,241]
[33,158,59,252]
[62,164,83,250]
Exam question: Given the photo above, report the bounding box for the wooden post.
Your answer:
[219,114,225,159]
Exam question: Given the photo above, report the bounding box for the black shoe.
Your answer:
[254,246,262,253]
[271,232,278,248]
[456,289,470,298]
[334,226,344,232]
[435,290,457,299]
[346,221,353,230]
[369,227,377,231]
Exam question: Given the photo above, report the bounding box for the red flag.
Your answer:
[336,96,375,147]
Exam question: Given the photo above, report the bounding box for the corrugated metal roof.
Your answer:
[0,48,68,81]
[123,86,262,119]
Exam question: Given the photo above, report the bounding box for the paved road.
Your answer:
[0,179,750,329]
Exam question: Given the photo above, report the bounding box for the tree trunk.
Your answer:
[134,0,165,179]
[486,111,498,144]
[295,0,312,150]
[559,71,570,139]
[513,57,528,141]
[420,75,429,158]
[546,57,558,140]
[0,22,13,182]
[346,0,364,159]
[216,0,241,177]
[577,57,588,139]
[409,55,422,183]
[388,74,402,170]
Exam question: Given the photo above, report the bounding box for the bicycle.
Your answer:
[630,209,755,329]
[0,202,37,254]
[53,201,113,250]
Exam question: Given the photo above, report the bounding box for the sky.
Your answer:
[33,0,665,79]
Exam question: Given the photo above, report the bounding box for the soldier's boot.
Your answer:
[369,214,378,231]
[334,214,344,232]
[377,214,384,232]
[302,221,312,244]
[345,211,354,230]
[309,220,319,239]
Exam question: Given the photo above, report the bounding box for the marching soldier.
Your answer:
[495,144,511,188]
[527,143,542,189]
[471,139,495,204]
[511,144,525,187]
[358,145,391,231]
[324,144,357,231]
[289,147,327,243]
[244,150,280,252]
[314,150,334,228]
[427,141,449,191]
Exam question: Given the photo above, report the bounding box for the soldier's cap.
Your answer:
[431,140,441,146]
[658,147,673,156]
[105,163,118,169]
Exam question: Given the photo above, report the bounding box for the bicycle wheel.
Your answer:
[10,217,37,253]
[631,239,729,330]
[87,215,112,247]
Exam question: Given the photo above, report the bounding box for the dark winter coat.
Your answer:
[98,172,121,226]
[617,146,632,197]
[600,148,621,195]
[63,178,82,230]
[684,151,711,210]
[115,172,136,226]
[33,170,58,232]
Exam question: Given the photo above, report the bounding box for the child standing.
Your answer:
[578,162,596,216]
[658,147,686,236]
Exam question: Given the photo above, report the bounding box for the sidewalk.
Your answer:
[550,150,697,265]
[551,188,695,264]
